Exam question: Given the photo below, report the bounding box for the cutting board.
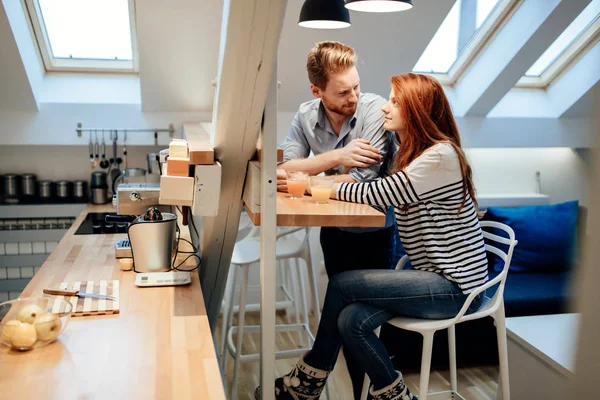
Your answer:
[47,280,120,317]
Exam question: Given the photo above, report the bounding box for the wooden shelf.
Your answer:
[244,192,386,227]
[183,122,214,165]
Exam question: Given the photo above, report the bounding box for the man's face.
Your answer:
[311,66,360,118]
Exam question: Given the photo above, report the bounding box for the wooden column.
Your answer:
[199,0,287,332]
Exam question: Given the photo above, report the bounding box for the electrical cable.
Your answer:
[170,206,202,272]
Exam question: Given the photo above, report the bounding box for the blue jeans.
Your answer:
[303,269,483,391]
[319,224,403,398]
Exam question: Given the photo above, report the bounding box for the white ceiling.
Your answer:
[0,0,598,118]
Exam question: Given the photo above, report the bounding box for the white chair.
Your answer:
[222,226,324,400]
[360,221,517,400]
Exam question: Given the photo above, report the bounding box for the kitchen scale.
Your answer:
[134,271,192,287]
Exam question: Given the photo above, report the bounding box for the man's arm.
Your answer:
[279,151,342,176]
[332,174,356,183]
[348,96,390,182]
[279,111,341,175]
[280,139,381,176]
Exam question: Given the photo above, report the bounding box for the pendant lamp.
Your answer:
[299,0,351,29]
[345,0,413,13]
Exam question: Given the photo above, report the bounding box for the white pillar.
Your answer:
[260,61,278,400]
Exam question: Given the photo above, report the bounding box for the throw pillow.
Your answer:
[481,200,579,272]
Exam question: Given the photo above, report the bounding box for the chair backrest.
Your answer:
[451,220,518,323]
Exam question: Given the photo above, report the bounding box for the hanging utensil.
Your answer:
[100,130,109,169]
[110,130,123,192]
[111,130,118,166]
[123,130,128,169]
[89,131,94,168]
[94,130,100,168]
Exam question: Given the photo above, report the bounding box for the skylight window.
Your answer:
[521,0,599,81]
[25,0,137,72]
[413,0,516,84]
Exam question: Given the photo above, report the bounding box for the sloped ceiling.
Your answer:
[136,0,222,112]
[277,0,455,110]
[0,2,37,111]
[1,0,597,119]
[562,81,600,117]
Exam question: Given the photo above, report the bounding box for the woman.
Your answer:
[256,73,487,400]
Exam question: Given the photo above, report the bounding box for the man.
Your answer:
[277,41,401,399]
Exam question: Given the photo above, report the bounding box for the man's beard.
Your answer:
[322,98,356,117]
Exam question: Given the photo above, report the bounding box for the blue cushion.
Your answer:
[486,270,573,317]
[481,201,579,272]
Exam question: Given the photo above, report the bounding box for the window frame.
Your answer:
[415,0,522,86]
[23,0,139,73]
[516,16,600,89]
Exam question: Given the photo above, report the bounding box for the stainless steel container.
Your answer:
[127,212,177,273]
[91,187,108,204]
[56,180,73,201]
[3,174,19,199]
[74,180,88,202]
[91,171,107,188]
[38,181,54,202]
[21,174,37,198]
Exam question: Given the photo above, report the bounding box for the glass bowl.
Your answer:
[0,297,72,351]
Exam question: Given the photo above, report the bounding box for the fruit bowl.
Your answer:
[0,297,72,351]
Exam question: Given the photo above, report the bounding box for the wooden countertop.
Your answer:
[0,204,225,400]
[245,192,386,227]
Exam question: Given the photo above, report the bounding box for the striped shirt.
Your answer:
[336,143,488,294]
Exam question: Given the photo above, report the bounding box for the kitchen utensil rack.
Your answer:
[76,123,175,138]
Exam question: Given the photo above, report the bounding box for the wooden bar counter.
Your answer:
[0,204,225,400]
[245,192,386,227]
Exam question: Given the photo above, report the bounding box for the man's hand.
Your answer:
[337,139,381,168]
[277,169,288,192]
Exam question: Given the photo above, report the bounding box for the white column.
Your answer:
[259,61,278,400]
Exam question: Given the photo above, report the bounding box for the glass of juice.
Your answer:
[287,171,309,199]
[310,176,335,204]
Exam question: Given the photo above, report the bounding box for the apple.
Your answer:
[34,313,62,341]
[17,304,46,324]
[1,320,21,342]
[9,323,37,349]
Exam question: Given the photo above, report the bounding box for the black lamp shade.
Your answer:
[299,0,351,29]
[345,0,413,13]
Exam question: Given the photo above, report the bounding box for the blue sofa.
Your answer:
[381,201,583,371]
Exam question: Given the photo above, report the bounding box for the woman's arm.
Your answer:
[334,172,417,207]
[334,144,463,208]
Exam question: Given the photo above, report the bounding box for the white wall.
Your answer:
[0,145,163,182]
[467,147,591,206]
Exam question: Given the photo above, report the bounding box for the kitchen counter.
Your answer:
[0,204,225,400]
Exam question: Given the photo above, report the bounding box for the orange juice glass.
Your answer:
[287,172,309,199]
[310,176,334,204]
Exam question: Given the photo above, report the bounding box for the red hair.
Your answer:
[391,73,476,212]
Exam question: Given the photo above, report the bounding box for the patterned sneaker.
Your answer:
[254,356,330,399]
[370,371,417,400]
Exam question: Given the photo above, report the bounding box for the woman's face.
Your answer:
[381,88,404,133]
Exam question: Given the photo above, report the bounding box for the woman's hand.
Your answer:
[277,169,288,192]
